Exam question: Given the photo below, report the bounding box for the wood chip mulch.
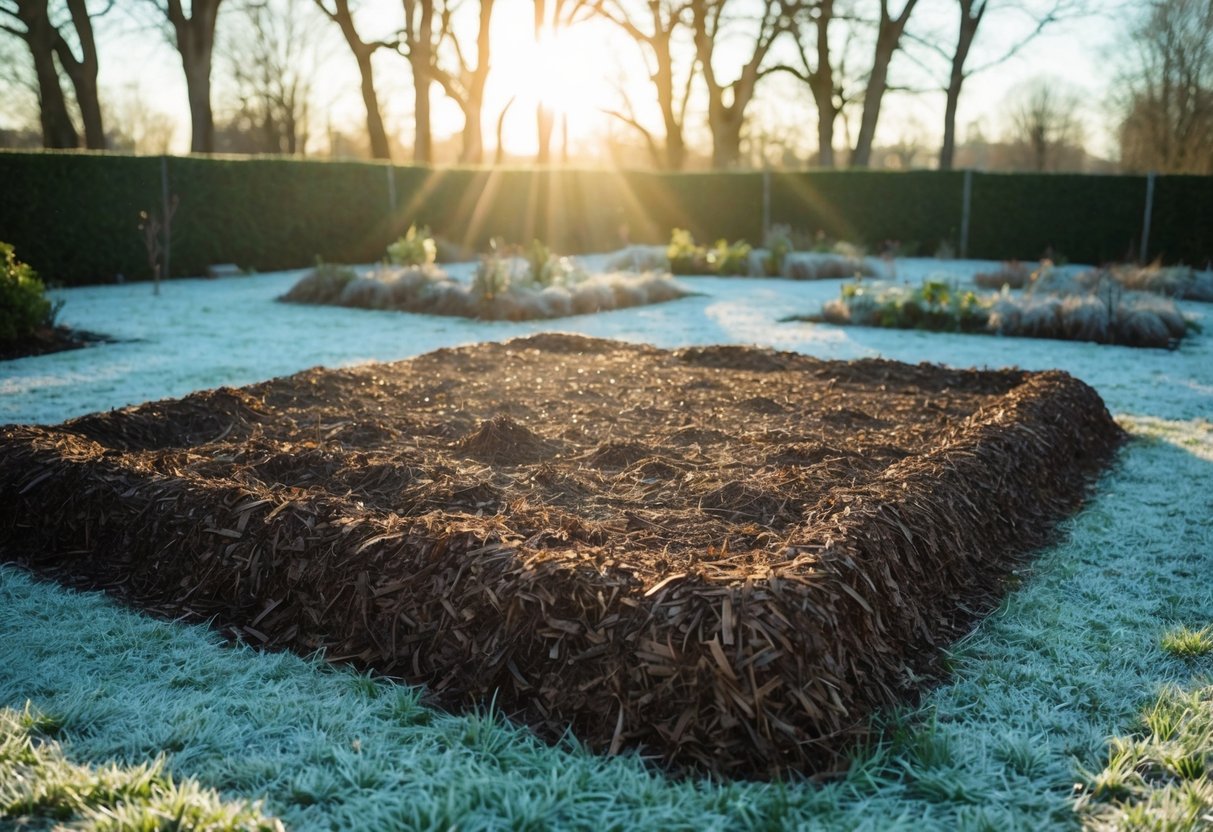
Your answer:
[0,333,1125,778]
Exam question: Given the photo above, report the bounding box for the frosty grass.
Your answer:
[1,256,1210,830]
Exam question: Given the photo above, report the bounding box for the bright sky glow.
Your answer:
[0,0,1126,163]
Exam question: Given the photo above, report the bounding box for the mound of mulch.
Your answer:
[0,325,113,361]
[0,334,1124,778]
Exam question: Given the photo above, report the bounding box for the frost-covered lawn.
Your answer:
[1,257,1211,830]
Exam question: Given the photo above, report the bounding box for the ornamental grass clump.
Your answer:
[281,238,688,322]
[1102,262,1213,302]
[974,260,1033,290]
[809,266,1192,348]
[278,259,357,304]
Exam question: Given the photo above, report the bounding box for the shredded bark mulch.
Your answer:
[0,326,113,361]
[0,334,1125,778]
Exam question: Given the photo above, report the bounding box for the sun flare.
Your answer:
[487,20,622,155]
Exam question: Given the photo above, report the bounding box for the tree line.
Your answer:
[1,0,1210,173]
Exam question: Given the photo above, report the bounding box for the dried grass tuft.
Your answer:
[280,264,690,321]
[973,261,1033,290]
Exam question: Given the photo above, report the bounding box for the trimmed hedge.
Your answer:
[1,151,1210,285]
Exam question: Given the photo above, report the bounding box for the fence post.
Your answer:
[1140,171,1156,263]
[160,155,172,281]
[959,168,973,259]
[386,164,397,216]
[762,168,771,242]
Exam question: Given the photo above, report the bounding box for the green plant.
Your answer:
[523,238,586,288]
[0,242,59,342]
[1161,624,1213,659]
[387,224,438,267]
[820,279,990,333]
[667,228,705,274]
[763,224,793,275]
[473,239,512,300]
[708,237,752,276]
[667,228,751,276]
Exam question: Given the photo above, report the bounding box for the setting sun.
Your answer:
[485,18,624,156]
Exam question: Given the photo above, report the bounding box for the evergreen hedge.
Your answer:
[1,151,1209,286]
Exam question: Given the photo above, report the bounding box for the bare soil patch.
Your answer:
[0,334,1124,778]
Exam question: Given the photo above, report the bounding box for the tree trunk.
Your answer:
[710,110,744,168]
[811,0,836,167]
[459,93,485,163]
[182,50,215,153]
[851,0,918,168]
[317,0,390,159]
[653,40,686,171]
[938,69,963,170]
[31,43,78,148]
[850,31,895,167]
[938,0,981,171]
[58,0,104,149]
[411,1,433,164]
[10,0,78,148]
[168,0,222,154]
[354,46,390,159]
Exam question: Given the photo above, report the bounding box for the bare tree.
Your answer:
[217,0,317,155]
[1116,0,1213,174]
[0,0,79,147]
[931,0,1078,170]
[51,0,108,148]
[401,0,434,163]
[690,0,799,168]
[1007,77,1084,171]
[313,0,391,159]
[427,0,495,164]
[139,0,225,153]
[590,0,695,170]
[849,0,919,168]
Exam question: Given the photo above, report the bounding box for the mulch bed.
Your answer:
[0,326,113,361]
[0,334,1124,778]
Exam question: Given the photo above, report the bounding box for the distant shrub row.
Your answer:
[1,152,1210,286]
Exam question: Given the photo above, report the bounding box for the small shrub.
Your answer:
[387,224,438,267]
[0,242,59,342]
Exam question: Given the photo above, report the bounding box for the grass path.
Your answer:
[2,416,1210,830]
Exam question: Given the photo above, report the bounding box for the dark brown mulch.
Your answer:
[0,326,113,361]
[0,333,1125,779]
